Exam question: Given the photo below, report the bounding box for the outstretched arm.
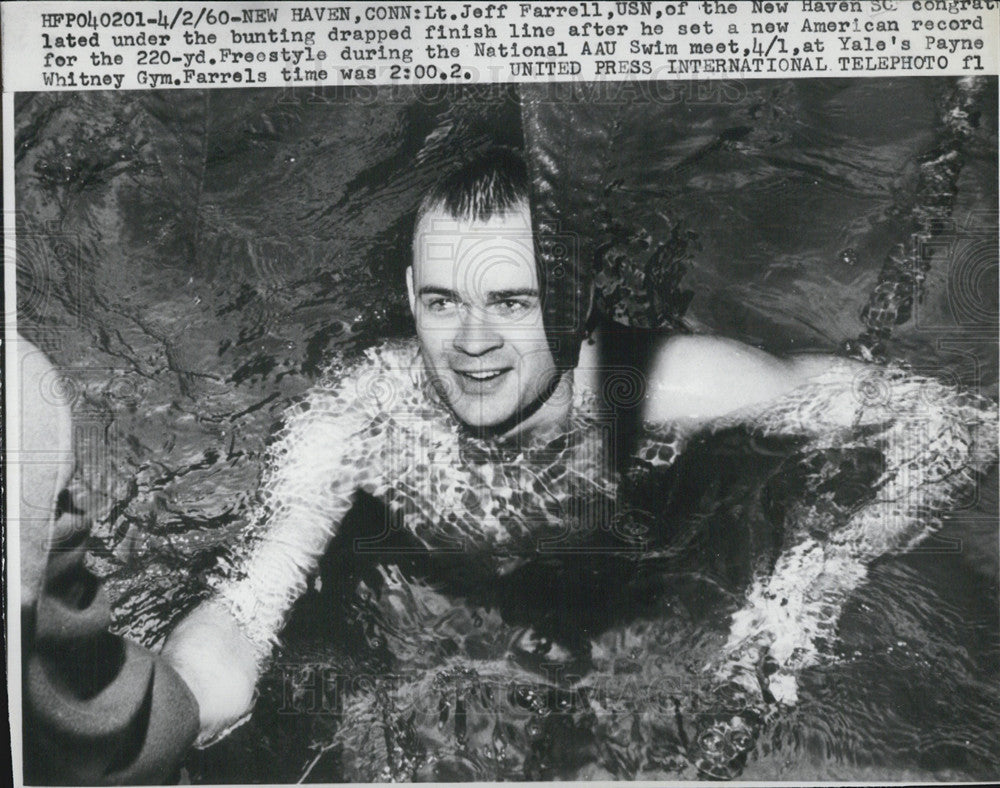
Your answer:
[643,335,997,703]
[162,363,382,743]
[643,334,996,781]
[712,359,996,699]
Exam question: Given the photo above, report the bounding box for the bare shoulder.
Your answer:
[642,334,832,425]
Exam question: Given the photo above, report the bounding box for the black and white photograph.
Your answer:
[5,4,999,784]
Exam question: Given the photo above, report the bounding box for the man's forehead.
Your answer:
[412,204,538,288]
[413,243,539,294]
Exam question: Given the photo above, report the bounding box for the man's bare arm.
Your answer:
[639,334,996,706]
[161,358,385,743]
[641,334,849,427]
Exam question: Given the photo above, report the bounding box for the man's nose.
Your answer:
[453,307,503,356]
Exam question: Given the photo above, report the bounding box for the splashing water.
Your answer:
[200,340,996,782]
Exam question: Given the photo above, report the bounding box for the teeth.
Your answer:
[463,371,503,380]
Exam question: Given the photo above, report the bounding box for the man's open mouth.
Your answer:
[456,369,506,381]
[452,367,512,394]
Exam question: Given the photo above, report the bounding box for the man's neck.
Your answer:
[495,369,575,443]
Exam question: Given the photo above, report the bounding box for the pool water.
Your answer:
[14,78,998,782]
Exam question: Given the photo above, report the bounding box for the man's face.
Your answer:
[408,200,558,431]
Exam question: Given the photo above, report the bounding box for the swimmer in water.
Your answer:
[161,147,996,759]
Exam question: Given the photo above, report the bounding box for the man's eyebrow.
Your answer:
[417,287,539,300]
[417,286,460,298]
[486,289,539,300]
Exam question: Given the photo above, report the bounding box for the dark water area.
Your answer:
[14,79,999,781]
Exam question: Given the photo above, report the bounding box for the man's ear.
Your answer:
[405,266,416,312]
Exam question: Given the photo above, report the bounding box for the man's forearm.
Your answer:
[164,385,371,741]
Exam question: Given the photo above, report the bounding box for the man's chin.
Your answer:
[447,376,564,437]
[451,401,514,432]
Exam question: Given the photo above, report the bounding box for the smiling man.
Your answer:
[161,147,996,760]
[407,154,568,437]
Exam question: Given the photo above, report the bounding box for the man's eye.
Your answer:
[490,299,532,316]
[425,298,457,313]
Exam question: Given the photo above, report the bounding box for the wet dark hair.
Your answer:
[417,146,529,224]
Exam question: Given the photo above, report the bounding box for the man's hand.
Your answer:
[161,600,260,744]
